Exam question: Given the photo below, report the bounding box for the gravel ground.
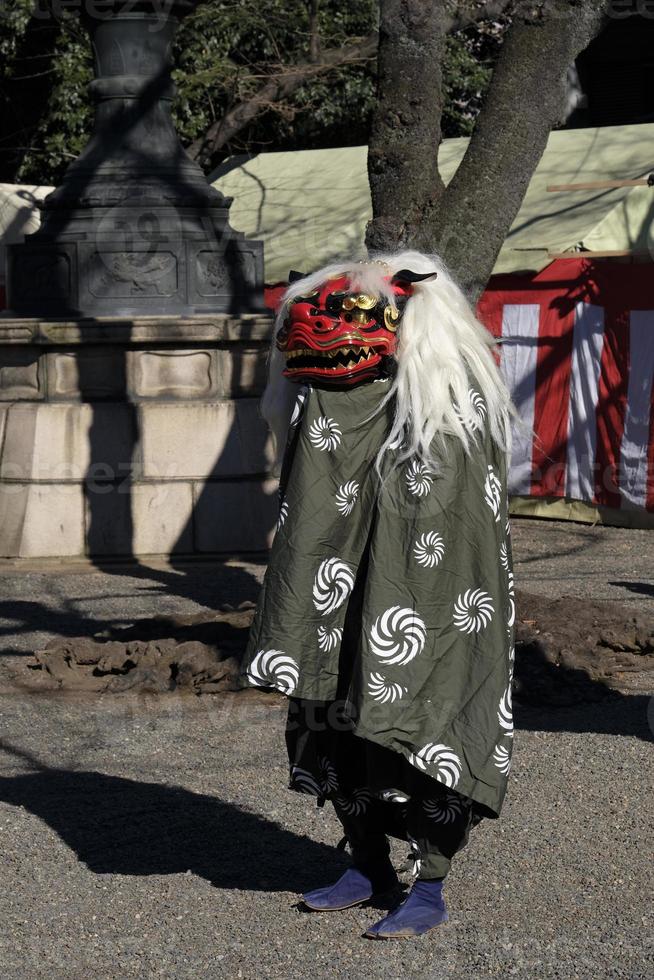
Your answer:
[0,518,651,666]
[0,517,652,979]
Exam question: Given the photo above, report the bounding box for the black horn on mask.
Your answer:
[288,270,307,283]
[391,269,438,284]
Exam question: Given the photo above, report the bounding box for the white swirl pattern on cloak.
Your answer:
[317,625,343,652]
[408,743,463,788]
[369,606,427,666]
[455,387,487,432]
[498,685,513,736]
[318,756,339,793]
[290,389,307,427]
[276,500,288,531]
[368,671,407,703]
[312,558,355,615]
[414,530,445,568]
[492,743,511,774]
[507,570,516,626]
[290,766,322,795]
[334,789,372,816]
[453,589,495,633]
[308,415,342,451]
[423,792,465,824]
[247,649,299,694]
[335,480,359,516]
[484,464,502,521]
[470,389,488,426]
[406,460,433,497]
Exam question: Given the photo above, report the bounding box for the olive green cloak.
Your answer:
[241,378,515,817]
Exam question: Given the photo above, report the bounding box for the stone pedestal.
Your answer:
[6,1,263,318]
[0,315,278,558]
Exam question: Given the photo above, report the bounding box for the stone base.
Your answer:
[7,231,265,319]
[0,314,278,558]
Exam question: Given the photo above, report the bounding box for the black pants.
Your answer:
[332,784,476,882]
[286,697,482,881]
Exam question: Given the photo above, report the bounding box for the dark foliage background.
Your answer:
[0,0,507,184]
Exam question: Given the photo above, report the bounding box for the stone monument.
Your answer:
[0,0,276,558]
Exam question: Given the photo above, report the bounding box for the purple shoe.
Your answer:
[302,865,398,912]
[364,879,448,938]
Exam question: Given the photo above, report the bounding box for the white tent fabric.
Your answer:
[3,124,654,287]
[210,123,654,282]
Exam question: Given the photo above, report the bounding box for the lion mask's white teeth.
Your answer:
[287,345,379,366]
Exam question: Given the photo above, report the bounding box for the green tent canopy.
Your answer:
[211,122,654,283]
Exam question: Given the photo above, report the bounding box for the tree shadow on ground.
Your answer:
[0,560,265,658]
[512,633,653,743]
[0,741,342,893]
[515,694,653,742]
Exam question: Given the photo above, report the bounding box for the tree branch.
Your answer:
[308,0,321,63]
[187,31,378,165]
[366,0,609,298]
[426,0,610,300]
[187,2,514,171]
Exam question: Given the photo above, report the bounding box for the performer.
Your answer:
[240,250,516,939]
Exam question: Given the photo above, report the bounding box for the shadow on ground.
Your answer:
[515,693,653,741]
[0,560,264,659]
[0,741,342,893]
[608,580,654,599]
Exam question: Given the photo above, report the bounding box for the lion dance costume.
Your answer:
[240,251,515,938]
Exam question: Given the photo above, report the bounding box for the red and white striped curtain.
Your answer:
[477,258,654,514]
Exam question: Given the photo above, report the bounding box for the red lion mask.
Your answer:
[276,268,436,385]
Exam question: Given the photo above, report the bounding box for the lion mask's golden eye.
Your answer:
[383,306,400,332]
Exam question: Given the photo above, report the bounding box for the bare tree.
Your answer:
[365,0,610,301]
[187,2,515,170]
[187,32,379,167]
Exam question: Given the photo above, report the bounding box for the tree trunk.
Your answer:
[366,0,609,302]
[365,0,447,252]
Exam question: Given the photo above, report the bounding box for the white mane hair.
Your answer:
[261,249,516,474]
